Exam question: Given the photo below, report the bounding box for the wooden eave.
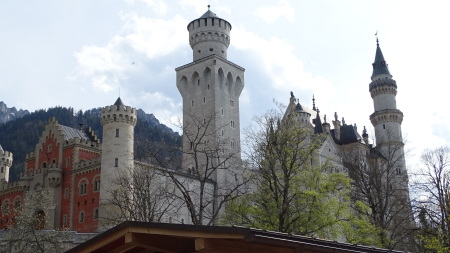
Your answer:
[67,221,405,253]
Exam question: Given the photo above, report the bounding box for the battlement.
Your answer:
[0,180,20,192]
[63,137,101,149]
[74,157,101,170]
[25,152,35,159]
[188,15,231,61]
[0,150,13,166]
[369,76,397,91]
[101,104,137,126]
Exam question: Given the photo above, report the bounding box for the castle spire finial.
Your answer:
[375,31,379,46]
[312,95,316,111]
[208,4,210,10]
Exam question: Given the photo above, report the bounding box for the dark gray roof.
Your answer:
[114,97,124,106]
[313,113,324,134]
[59,125,90,141]
[371,42,391,78]
[295,102,304,112]
[200,9,218,18]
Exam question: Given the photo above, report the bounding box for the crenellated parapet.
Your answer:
[188,8,231,61]
[63,137,101,149]
[100,104,137,126]
[74,157,101,171]
[369,77,397,97]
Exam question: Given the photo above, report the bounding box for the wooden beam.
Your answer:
[195,238,295,253]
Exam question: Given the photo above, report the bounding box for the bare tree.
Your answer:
[340,129,414,250]
[0,190,69,253]
[413,146,450,252]
[148,108,251,225]
[106,162,179,225]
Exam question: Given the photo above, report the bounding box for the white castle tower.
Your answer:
[0,145,12,187]
[99,97,136,226]
[176,7,244,177]
[369,39,413,250]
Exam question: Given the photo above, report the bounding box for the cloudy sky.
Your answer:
[1,0,449,171]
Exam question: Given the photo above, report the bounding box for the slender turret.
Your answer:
[98,97,136,228]
[0,145,12,186]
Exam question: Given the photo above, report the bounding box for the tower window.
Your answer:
[66,157,70,167]
[115,158,118,167]
[383,124,386,129]
[79,181,87,195]
[191,100,195,107]
[116,129,119,137]
[198,79,200,86]
[79,211,85,223]
[230,100,234,107]
[198,50,201,53]
[93,178,100,192]
[221,108,224,116]
[1,167,3,173]
[209,48,213,51]
[64,188,69,199]
[230,121,235,128]
[203,97,206,103]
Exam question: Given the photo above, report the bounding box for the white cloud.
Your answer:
[179,0,209,15]
[140,0,168,15]
[253,0,295,24]
[74,12,187,93]
[232,25,334,105]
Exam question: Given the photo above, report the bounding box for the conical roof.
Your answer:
[200,9,218,18]
[371,40,391,78]
[313,113,324,134]
[114,97,124,106]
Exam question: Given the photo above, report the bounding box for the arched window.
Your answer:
[93,176,101,192]
[79,211,85,223]
[79,179,88,195]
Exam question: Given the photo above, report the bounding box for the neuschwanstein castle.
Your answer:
[0,7,411,243]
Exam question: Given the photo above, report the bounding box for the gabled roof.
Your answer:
[67,221,406,253]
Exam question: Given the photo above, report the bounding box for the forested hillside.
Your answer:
[0,106,181,181]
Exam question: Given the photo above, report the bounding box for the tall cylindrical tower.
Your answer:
[369,40,404,147]
[98,97,136,227]
[188,6,231,61]
[0,145,12,185]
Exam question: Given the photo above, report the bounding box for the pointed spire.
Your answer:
[312,95,316,111]
[313,111,324,134]
[371,36,391,78]
[295,102,304,112]
[114,97,124,106]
